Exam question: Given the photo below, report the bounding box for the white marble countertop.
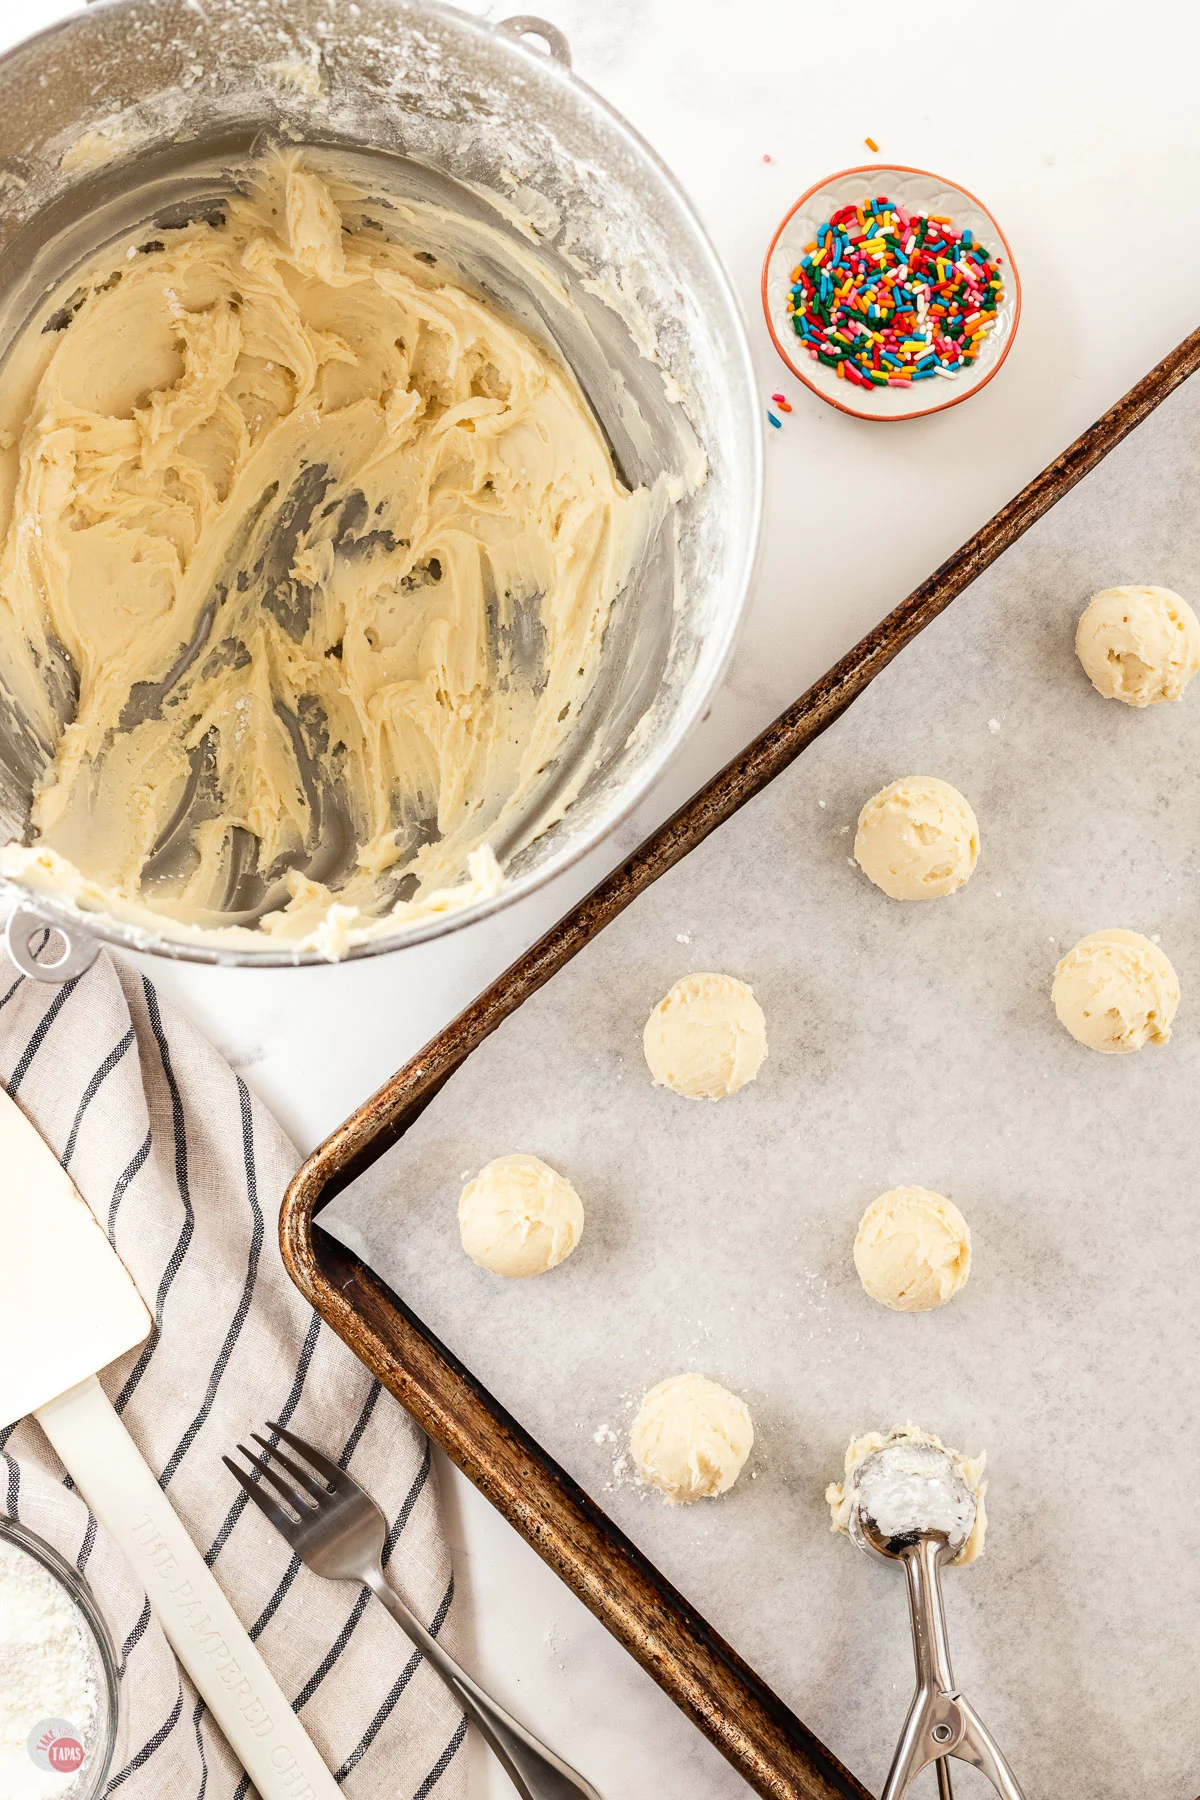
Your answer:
[5,1,1200,1793]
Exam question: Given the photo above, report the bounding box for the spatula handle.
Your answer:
[35,1375,342,1800]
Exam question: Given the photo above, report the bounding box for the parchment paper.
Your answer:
[325,372,1200,1800]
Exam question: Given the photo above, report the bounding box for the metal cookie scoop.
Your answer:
[847,1440,1026,1800]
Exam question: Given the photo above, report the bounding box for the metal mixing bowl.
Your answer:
[0,0,761,969]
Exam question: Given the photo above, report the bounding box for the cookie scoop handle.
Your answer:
[880,1536,1026,1800]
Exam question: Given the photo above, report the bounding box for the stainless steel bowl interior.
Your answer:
[0,0,762,964]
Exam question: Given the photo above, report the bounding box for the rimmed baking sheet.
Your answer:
[319,360,1200,1798]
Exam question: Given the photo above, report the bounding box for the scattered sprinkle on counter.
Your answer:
[767,410,782,428]
[771,391,793,412]
[864,136,879,153]
[787,195,1004,388]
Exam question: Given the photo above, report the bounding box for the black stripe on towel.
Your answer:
[204,1310,321,1567]
[293,1587,372,1712]
[105,1684,184,1790]
[62,1026,136,1167]
[2,1448,19,1517]
[293,1455,441,1713]
[249,1380,383,1640]
[334,1643,421,1779]
[113,982,195,1415]
[0,928,48,1011]
[6,975,80,1093]
[339,1377,382,1468]
[107,1129,152,1244]
[249,1551,302,1644]
[412,1715,469,1800]
[76,1511,97,1574]
[158,1078,265,1489]
[190,1697,209,1800]
[384,1437,431,1562]
[331,1575,457,1781]
[143,977,190,1201]
[119,1597,152,1673]
[430,1574,455,1636]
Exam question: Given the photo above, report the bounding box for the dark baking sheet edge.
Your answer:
[281,325,1200,1800]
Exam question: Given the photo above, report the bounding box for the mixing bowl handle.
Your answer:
[5,901,99,984]
[497,16,573,68]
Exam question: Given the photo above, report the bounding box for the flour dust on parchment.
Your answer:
[0,153,683,956]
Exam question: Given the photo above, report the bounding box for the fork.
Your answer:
[224,1422,605,1800]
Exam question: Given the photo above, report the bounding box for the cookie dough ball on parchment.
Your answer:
[458,1154,584,1277]
[643,972,767,1100]
[854,1187,972,1312]
[854,776,979,900]
[1075,586,1200,706]
[1052,929,1179,1054]
[630,1373,754,1503]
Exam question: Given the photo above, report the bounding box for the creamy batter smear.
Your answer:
[0,154,667,954]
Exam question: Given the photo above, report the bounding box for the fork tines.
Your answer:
[222,1420,342,1545]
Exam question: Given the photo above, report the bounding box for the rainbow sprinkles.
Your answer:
[788,196,1004,390]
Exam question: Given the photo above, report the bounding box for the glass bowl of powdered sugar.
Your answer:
[0,1520,121,1800]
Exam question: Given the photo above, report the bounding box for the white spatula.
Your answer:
[0,1084,342,1799]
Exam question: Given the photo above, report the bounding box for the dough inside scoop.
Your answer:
[827,1424,988,1565]
[0,153,673,952]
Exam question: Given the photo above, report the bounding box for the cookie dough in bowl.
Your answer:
[630,1373,754,1503]
[458,1154,584,1278]
[1075,585,1200,706]
[854,1187,972,1312]
[0,2,763,966]
[854,776,979,901]
[643,972,768,1100]
[0,154,685,958]
[1052,929,1179,1053]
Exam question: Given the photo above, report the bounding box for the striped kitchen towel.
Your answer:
[0,940,467,1800]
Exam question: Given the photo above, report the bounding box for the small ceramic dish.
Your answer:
[761,163,1021,421]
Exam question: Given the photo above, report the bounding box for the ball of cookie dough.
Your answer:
[854,1187,972,1312]
[643,972,767,1100]
[854,777,979,901]
[1075,585,1200,706]
[1052,929,1179,1054]
[630,1373,754,1504]
[458,1154,584,1277]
